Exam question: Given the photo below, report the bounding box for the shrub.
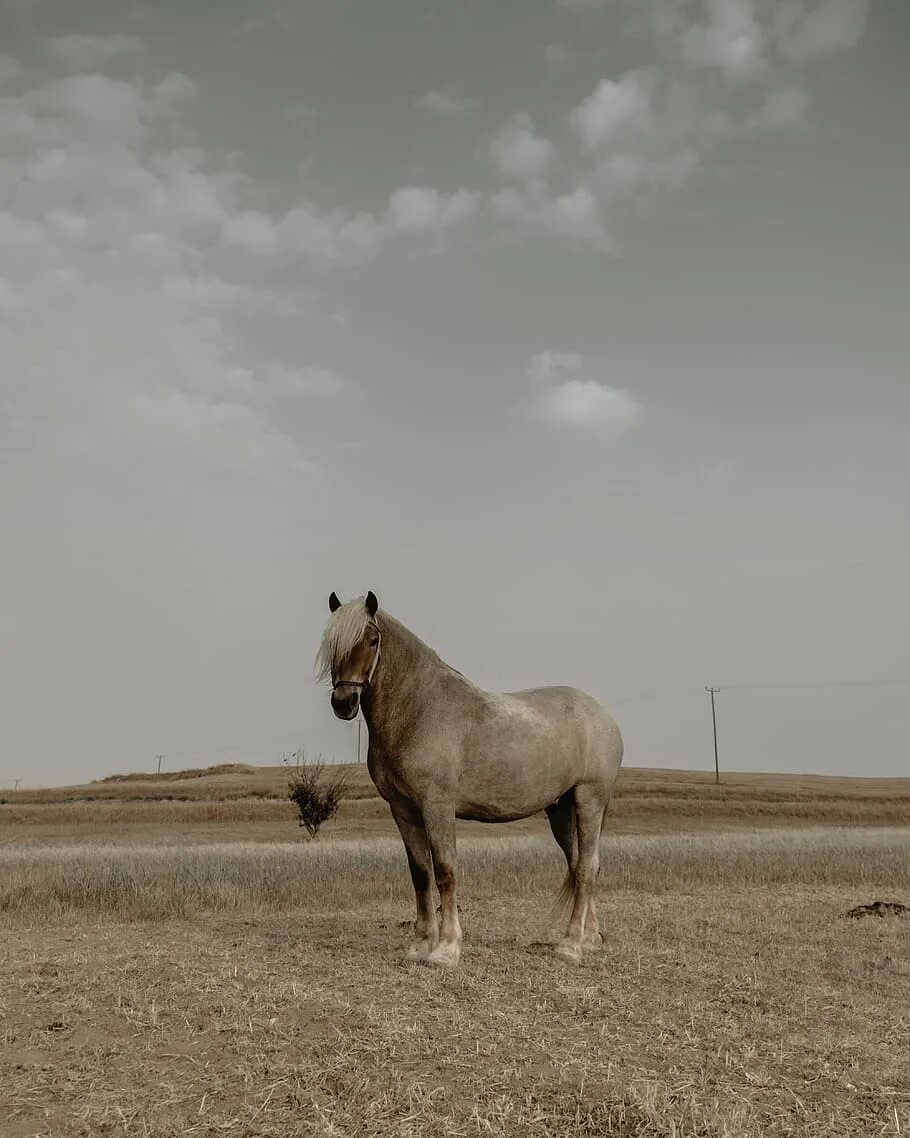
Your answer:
[287,752,350,839]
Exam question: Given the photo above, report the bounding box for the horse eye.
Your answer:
[369,637,379,647]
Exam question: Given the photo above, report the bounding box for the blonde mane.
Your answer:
[315,598,373,683]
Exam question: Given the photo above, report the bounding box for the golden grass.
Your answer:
[2,827,908,923]
[4,763,910,828]
[2,879,908,1136]
[2,764,909,1134]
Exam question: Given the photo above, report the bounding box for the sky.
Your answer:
[1,0,908,786]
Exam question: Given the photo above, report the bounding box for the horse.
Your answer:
[316,590,624,966]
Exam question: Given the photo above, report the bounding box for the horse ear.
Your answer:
[329,591,341,613]
[365,591,378,617]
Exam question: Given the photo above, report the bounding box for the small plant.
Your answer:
[286,751,349,839]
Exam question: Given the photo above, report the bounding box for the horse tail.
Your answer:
[549,867,576,929]
[547,794,579,928]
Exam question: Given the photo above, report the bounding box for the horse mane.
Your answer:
[315,598,372,683]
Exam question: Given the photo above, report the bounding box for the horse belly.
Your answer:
[454,742,576,823]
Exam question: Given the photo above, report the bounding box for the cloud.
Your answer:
[490,114,555,180]
[224,203,387,265]
[488,185,610,249]
[387,186,480,231]
[45,33,143,71]
[543,43,574,74]
[556,0,608,13]
[415,90,477,118]
[680,0,766,81]
[570,74,653,151]
[525,352,642,440]
[748,86,810,132]
[265,364,348,397]
[281,102,320,125]
[0,53,343,533]
[0,54,25,84]
[772,0,869,63]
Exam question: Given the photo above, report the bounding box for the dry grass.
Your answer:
[2,828,910,923]
[2,766,909,1136]
[2,879,909,1136]
[4,763,910,829]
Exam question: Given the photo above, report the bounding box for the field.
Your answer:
[2,765,909,1137]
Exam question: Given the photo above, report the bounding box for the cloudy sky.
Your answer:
[1,0,908,785]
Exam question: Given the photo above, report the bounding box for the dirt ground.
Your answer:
[3,887,909,1138]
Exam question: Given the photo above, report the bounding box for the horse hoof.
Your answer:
[404,939,437,962]
[555,940,583,964]
[427,942,461,968]
[584,932,604,950]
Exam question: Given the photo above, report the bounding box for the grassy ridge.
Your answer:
[4,763,910,827]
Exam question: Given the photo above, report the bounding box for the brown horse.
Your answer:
[317,591,624,966]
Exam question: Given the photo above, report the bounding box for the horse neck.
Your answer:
[361,614,447,752]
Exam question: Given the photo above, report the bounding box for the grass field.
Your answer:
[1,764,909,1136]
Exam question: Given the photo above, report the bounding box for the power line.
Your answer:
[719,679,910,692]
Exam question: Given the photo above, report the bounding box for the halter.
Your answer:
[332,628,381,694]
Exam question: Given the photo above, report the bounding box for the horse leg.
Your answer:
[582,805,610,949]
[389,800,439,961]
[546,792,602,949]
[422,800,462,967]
[556,786,604,963]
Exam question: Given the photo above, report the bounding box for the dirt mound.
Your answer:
[846,900,910,919]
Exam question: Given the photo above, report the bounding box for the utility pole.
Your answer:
[705,687,720,784]
[357,717,363,764]
[156,754,164,775]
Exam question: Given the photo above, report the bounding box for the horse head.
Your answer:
[318,591,381,721]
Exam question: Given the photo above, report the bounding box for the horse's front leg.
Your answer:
[422,799,462,967]
[389,800,439,961]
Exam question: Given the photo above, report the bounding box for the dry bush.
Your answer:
[287,753,350,838]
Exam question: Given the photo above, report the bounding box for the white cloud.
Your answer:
[387,186,480,231]
[265,364,348,397]
[556,0,608,13]
[415,90,477,118]
[0,54,25,84]
[680,0,766,81]
[281,102,319,125]
[223,209,277,252]
[45,33,143,71]
[525,351,642,441]
[570,74,652,151]
[748,86,810,131]
[543,43,574,74]
[280,204,388,263]
[772,0,869,63]
[488,186,610,249]
[490,113,555,180]
[0,54,343,536]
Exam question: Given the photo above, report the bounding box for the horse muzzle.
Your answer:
[330,686,360,720]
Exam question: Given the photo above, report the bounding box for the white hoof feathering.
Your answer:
[555,940,584,964]
[427,941,461,968]
[405,938,437,962]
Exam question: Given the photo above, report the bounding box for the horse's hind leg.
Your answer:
[556,786,605,963]
[547,792,602,950]
[583,806,610,948]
